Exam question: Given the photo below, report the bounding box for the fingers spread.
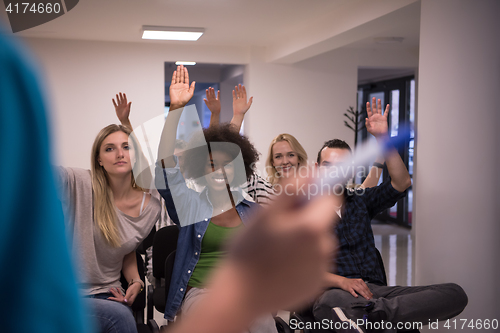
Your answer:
[366,101,372,117]
[183,66,189,84]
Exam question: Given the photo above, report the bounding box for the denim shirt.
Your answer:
[155,163,257,320]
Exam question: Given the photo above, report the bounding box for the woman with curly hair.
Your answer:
[156,65,278,333]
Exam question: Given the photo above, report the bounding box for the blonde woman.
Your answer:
[57,94,161,333]
[265,133,308,186]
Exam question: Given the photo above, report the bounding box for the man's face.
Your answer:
[318,147,351,168]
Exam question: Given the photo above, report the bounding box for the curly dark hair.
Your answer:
[182,123,259,187]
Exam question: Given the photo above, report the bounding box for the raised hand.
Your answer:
[232,84,253,118]
[204,87,221,114]
[204,87,221,128]
[365,97,389,138]
[112,92,132,127]
[170,65,195,109]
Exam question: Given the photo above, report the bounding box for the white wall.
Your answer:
[416,0,500,326]
[24,38,248,168]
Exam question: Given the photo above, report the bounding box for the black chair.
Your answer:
[147,225,179,323]
[290,248,419,333]
[120,252,159,333]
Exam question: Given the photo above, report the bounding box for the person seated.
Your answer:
[155,65,279,332]
[312,98,468,332]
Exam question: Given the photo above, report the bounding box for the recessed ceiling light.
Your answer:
[374,37,404,44]
[142,26,204,41]
[175,61,196,66]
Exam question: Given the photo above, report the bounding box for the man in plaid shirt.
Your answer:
[311,99,467,332]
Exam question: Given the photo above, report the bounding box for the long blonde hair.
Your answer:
[265,133,308,185]
[91,124,139,247]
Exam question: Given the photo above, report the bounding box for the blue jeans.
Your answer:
[84,293,137,333]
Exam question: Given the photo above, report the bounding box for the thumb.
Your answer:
[248,96,253,106]
[189,81,196,93]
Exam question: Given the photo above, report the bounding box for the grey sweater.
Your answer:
[56,167,161,295]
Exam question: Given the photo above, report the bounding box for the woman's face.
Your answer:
[98,131,133,176]
[272,140,299,179]
[204,150,235,192]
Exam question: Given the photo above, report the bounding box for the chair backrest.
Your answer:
[152,225,179,279]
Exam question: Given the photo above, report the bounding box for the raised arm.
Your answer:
[204,87,221,127]
[113,92,152,189]
[230,84,253,132]
[158,65,195,168]
[360,156,385,188]
[365,97,411,192]
[113,92,133,129]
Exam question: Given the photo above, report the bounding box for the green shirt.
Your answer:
[188,221,242,288]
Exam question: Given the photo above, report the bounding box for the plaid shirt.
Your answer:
[334,178,406,285]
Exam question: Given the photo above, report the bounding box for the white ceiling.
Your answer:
[1,0,421,64]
